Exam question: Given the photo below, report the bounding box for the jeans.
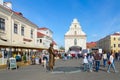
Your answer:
[103,59,107,67]
[118,56,120,61]
[84,63,88,71]
[95,60,100,72]
[107,62,117,72]
[88,61,93,71]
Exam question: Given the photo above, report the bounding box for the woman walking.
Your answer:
[107,52,118,73]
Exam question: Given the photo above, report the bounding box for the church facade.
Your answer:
[64,18,87,52]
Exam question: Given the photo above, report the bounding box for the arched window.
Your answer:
[74,39,77,45]
[75,25,77,28]
[74,31,77,35]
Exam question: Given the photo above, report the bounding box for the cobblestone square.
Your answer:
[0,59,120,80]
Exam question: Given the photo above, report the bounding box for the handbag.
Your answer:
[107,60,111,65]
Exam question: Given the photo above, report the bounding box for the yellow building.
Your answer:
[97,32,120,53]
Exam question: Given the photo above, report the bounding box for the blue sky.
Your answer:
[4,0,120,47]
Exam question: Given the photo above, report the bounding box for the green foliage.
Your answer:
[59,46,65,50]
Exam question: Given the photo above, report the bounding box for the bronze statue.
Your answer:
[48,43,55,71]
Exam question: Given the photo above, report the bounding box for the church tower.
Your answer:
[64,18,87,52]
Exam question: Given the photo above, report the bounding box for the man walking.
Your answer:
[93,50,102,72]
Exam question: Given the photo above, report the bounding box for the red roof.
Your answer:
[14,12,23,16]
[0,4,38,27]
[87,42,96,44]
[38,27,48,30]
[37,32,46,38]
[87,42,96,48]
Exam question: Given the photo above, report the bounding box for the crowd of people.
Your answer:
[82,50,119,73]
[30,47,119,73]
[5,42,120,74]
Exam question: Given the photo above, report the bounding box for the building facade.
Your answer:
[37,27,53,49]
[97,32,120,53]
[64,18,87,52]
[0,2,39,65]
[37,27,59,52]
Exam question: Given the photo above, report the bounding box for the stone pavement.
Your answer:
[0,58,120,80]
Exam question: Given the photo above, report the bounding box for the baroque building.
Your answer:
[64,18,87,52]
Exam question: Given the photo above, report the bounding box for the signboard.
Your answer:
[9,57,17,69]
[99,49,102,53]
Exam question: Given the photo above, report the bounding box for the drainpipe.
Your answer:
[9,11,14,58]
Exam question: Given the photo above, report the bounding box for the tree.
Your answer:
[59,46,65,50]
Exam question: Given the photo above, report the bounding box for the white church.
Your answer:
[64,18,87,52]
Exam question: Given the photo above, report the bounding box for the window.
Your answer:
[75,24,77,28]
[46,31,48,34]
[21,26,24,36]
[0,18,5,30]
[114,37,116,40]
[74,31,77,35]
[114,44,116,48]
[37,40,39,43]
[31,29,33,38]
[118,44,120,47]
[14,23,18,34]
[74,39,77,45]
[40,39,42,43]
[118,37,120,41]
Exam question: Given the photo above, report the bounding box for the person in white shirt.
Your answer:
[88,53,94,72]
[107,53,118,73]
[102,51,107,67]
[83,53,88,72]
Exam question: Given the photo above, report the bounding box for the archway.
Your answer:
[69,46,82,52]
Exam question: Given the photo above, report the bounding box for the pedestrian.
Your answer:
[64,53,67,60]
[102,51,107,67]
[107,52,110,60]
[48,43,55,71]
[83,53,89,72]
[88,53,94,72]
[117,51,120,61]
[93,50,102,72]
[107,52,118,73]
[6,59,10,69]
[31,54,35,65]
